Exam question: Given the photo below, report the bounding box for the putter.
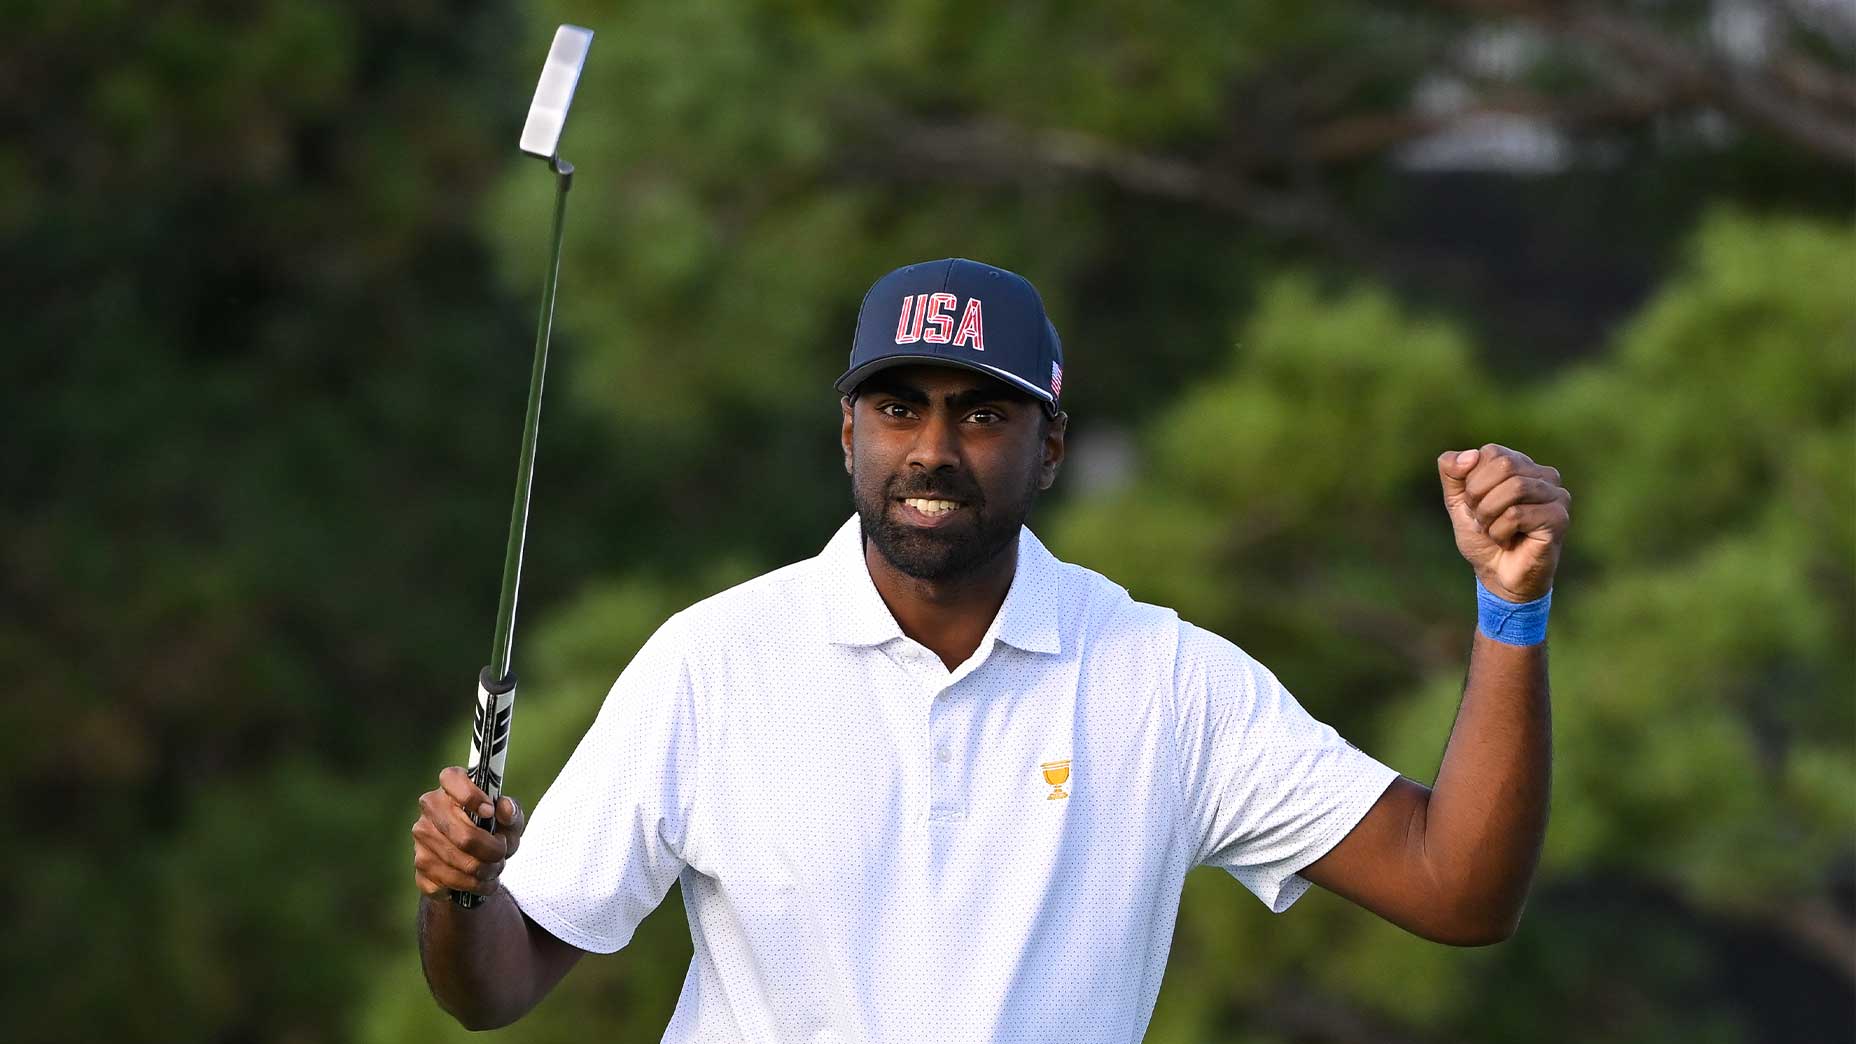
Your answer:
[454,23,593,909]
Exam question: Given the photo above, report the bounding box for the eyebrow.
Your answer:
[861,379,1025,412]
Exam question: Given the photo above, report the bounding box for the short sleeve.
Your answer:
[500,614,700,953]
[1173,622,1399,913]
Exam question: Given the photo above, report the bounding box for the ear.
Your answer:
[1038,411,1068,490]
[840,396,856,475]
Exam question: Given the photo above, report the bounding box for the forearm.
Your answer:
[1305,445,1565,944]
[1419,633,1552,940]
[418,891,556,1029]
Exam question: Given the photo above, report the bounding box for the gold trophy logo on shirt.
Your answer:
[1041,759,1071,800]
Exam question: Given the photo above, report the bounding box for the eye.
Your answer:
[967,407,1003,424]
[878,401,915,419]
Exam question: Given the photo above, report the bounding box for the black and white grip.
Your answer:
[451,666,516,909]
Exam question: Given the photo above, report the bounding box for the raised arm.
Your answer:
[1301,444,1570,945]
[413,767,584,1028]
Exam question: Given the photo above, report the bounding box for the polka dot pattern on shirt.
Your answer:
[500,515,1399,1042]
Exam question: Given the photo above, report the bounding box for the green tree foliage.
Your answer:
[359,212,1853,1043]
[1082,212,1854,1043]
[3,4,545,1041]
[7,0,1850,1041]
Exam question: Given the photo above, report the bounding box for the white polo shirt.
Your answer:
[502,516,1399,1043]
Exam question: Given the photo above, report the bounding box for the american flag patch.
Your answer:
[1050,361,1063,397]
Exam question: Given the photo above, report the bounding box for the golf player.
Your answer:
[412,258,1571,1040]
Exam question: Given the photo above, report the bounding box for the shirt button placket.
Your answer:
[896,643,947,823]
[928,680,961,821]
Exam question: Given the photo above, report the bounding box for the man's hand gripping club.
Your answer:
[413,766,526,899]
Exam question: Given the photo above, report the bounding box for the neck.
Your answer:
[863,536,1018,670]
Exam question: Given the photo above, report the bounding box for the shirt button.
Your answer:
[936,749,951,764]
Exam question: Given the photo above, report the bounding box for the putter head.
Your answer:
[519,25,594,160]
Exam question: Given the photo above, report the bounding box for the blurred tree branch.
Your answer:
[850,0,1855,319]
[1763,896,1856,984]
[1433,0,1856,167]
[1301,87,1678,161]
[853,113,1500,312]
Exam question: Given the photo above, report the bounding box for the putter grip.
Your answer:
[451,666,518,909]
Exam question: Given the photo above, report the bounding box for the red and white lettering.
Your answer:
[895,295,936,344]
[894,296,919,343]
[922,292,958,343]
[953,297,985,350]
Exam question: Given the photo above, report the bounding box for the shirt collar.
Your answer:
[819,515,1064,656]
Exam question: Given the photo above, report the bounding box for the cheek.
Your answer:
[977,445,1045,503]
[850,425,906,469]
[846,437,887,492]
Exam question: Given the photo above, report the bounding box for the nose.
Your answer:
[906,408,961,472]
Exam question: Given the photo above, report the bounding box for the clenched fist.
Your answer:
[412,766,527,899]
[1437,444,1572,603]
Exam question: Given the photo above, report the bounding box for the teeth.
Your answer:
[904,498,959,516]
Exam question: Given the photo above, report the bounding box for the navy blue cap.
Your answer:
[836,258,1064,414]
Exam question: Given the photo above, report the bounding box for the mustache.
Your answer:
[887,474,982,504]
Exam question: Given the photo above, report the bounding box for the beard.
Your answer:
[852,465,1039,583]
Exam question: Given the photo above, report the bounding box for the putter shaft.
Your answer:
[453,158,574,911]
[489,158,574,683]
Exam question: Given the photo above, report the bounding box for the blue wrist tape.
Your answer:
[1476,579,1551,646]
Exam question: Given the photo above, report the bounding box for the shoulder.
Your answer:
[1024,539,1156,631]
[681,556,818,617]
[1174,619,1267,678]
[659,553,833,658]
[1168,619,1295,736]
[1030,537,1269,676]
[1038,550,1184,675]
[1059,572,1273,710]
